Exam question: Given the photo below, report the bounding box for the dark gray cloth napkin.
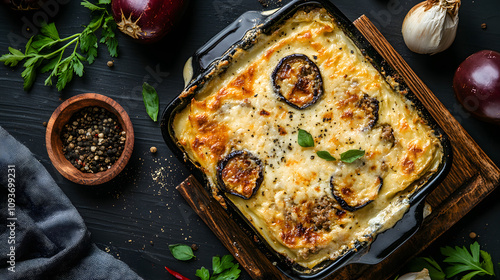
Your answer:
[0,126,143,280]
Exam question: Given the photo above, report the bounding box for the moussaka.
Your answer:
[172,7,443,270]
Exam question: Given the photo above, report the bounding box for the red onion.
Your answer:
[2,0,49,10]
[453,50,500,124]
[111,0,188,43]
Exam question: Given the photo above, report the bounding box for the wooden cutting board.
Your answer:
[176,15,500,280]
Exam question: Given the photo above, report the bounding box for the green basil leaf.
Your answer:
[316,151,336,161]
[340,149,365,163]
[168,244,195,261]
[142,82,159,122]
[298,129,314,147]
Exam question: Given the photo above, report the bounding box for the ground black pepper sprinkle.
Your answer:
[61,106,126,173]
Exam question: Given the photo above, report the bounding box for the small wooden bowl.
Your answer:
[46,93,134,185]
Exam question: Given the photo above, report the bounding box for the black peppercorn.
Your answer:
[61,106,126,173]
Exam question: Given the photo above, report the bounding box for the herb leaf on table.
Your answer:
[440,241,495,279]
[407,256,446,280]
[0,0,118,91]
[169,244,196,261]
[142,82,160,122]
[196,255,241,280]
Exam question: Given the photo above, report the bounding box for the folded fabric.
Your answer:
[0,126,143,280]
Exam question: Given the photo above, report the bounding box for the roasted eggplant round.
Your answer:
[272,54,324,109]
[330,174,383,212]
[217,150,263,199]
[380,124,396,146]
[357,93,379,130]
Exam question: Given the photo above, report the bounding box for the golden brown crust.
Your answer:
[173,8,443,269]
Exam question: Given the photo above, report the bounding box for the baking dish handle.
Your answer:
[185,10,274,84]
[351,198,426,265]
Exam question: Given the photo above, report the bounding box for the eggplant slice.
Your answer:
[331,174,383,212]
[380,124,396,147]
[272,54,324,109]
[217,150,264,199]
[356,94,379,130]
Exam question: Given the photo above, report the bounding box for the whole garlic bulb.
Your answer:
[398,268,431,280]
[402,0,461,55]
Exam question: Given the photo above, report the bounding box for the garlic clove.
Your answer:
[398,268,431,280]
[402,0,460,55]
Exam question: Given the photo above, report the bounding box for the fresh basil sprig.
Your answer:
[169,244,195,261]
[142,82,160,122]
[299,129,365,163]
[196,255,241,280]
[316,149,365,163]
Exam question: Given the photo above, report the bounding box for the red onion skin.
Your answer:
[453,50,500,124]
[2,0,49,10]
[111,0,188,43]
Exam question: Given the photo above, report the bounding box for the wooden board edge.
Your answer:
[347,15,500,280]
[173,14,500,280]
[176,175,289,280]
[352,15,500,184]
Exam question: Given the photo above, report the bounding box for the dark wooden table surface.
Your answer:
[1,0,499,279]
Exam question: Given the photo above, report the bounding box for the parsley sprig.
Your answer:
[167,244,241,280]
[402,241,495,280]
[196,255,241,280]
[441,242,495,279]
[0,0,118,91]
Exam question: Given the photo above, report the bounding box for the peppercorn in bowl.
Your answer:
[46,93,134,185]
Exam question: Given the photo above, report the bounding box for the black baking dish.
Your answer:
[160,0,453,279]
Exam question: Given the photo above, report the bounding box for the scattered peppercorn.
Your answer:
[61,106,125,173]
[481,23,487,29]
[469,232,477,239]
[191,243,199,251]
[150,146,157,153]
[42,121,47,127]
[107,60,114,67]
